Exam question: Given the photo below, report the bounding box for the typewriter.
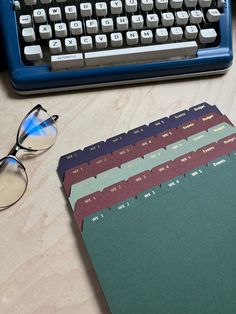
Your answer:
[0,0,233,94]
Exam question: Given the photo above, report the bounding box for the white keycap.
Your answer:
[70,21,83,36]
[199,28,217,44]
[80,3,92,17]
[39,25,52,39]
[65,6,77,20]
[141,0,154,11]
[217,0,224,8]
[40,0,52,3]
[131,15,144,29]
[155,28,168,43]
[176,11,189,25]
[86,20,98,34]
[162,12,175,27]
[170,27,183,41]
[190,10,203,24]
[140,30,153,45]
[184,0,197,7]
[170,0,183,8]
[49,39,62,54]
[24,45,43,61]
[95,2,107,16]
[24,0,36,5]
[155,0,168,10]
[101,18,114,32]
[116,16,129,31]
[198,0,212,7]
[51,54,84,70]
[111,33,123,47]
[146,14,159,28]
[49,7,61,22]
[80,36,93,50]
[33,9,47,23]
[110,0,123,14]
[207,9,221,23]
[84,41,198,66]
[14,1,21,10]
[22,28,36,42]
[185,25,198,39]
[65,38,78,53]
[95,34,108,49]
[126,31,139,45]
[55,23,68,37]
[125,0,137,13]
[19,15,32,28]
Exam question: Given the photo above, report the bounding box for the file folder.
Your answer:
[58,104,236,314]
[58,103,221,181]
[82,154,236,314]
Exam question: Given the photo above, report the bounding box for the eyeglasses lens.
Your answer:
[0,157,28,208]
[18,108,57,151]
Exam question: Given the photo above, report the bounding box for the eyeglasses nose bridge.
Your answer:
[8,144,22,157]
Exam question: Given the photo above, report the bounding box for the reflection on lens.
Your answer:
[0,157,28,208]
[18,108,57,151]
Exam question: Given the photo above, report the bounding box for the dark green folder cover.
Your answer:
[83,153,236,314]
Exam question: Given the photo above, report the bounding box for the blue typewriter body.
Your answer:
[0,0,233,94]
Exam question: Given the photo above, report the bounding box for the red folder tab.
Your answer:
[218,134,236,153]
[178,120,205,138]
[134,136,160,156]
[63,163,92,196]
[89,154,114,174]
[112,145,139,164]
[103,181,133,208]
[199,112,232,126]
[128,171,156,195]
[197,143,221,164]
[175,152,200,173]
[152,161,179,185]
[75,191,106,230]
[157,128,184,147]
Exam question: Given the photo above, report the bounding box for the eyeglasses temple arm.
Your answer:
[52,115,59,121]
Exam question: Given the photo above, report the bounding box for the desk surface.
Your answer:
[0,15,236,313]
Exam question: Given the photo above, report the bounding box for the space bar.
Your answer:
[85,41,198,66]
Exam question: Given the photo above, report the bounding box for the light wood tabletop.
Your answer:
[0,11,236,314]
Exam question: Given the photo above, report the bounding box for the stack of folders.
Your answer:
[58,103,236,314]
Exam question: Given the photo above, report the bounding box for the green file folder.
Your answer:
[82,153,236,314]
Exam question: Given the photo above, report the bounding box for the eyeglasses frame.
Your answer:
[0,104,59,209]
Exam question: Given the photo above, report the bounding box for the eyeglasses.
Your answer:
[0,105,59,209]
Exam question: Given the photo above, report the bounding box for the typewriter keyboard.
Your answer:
[14,0,225,70]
